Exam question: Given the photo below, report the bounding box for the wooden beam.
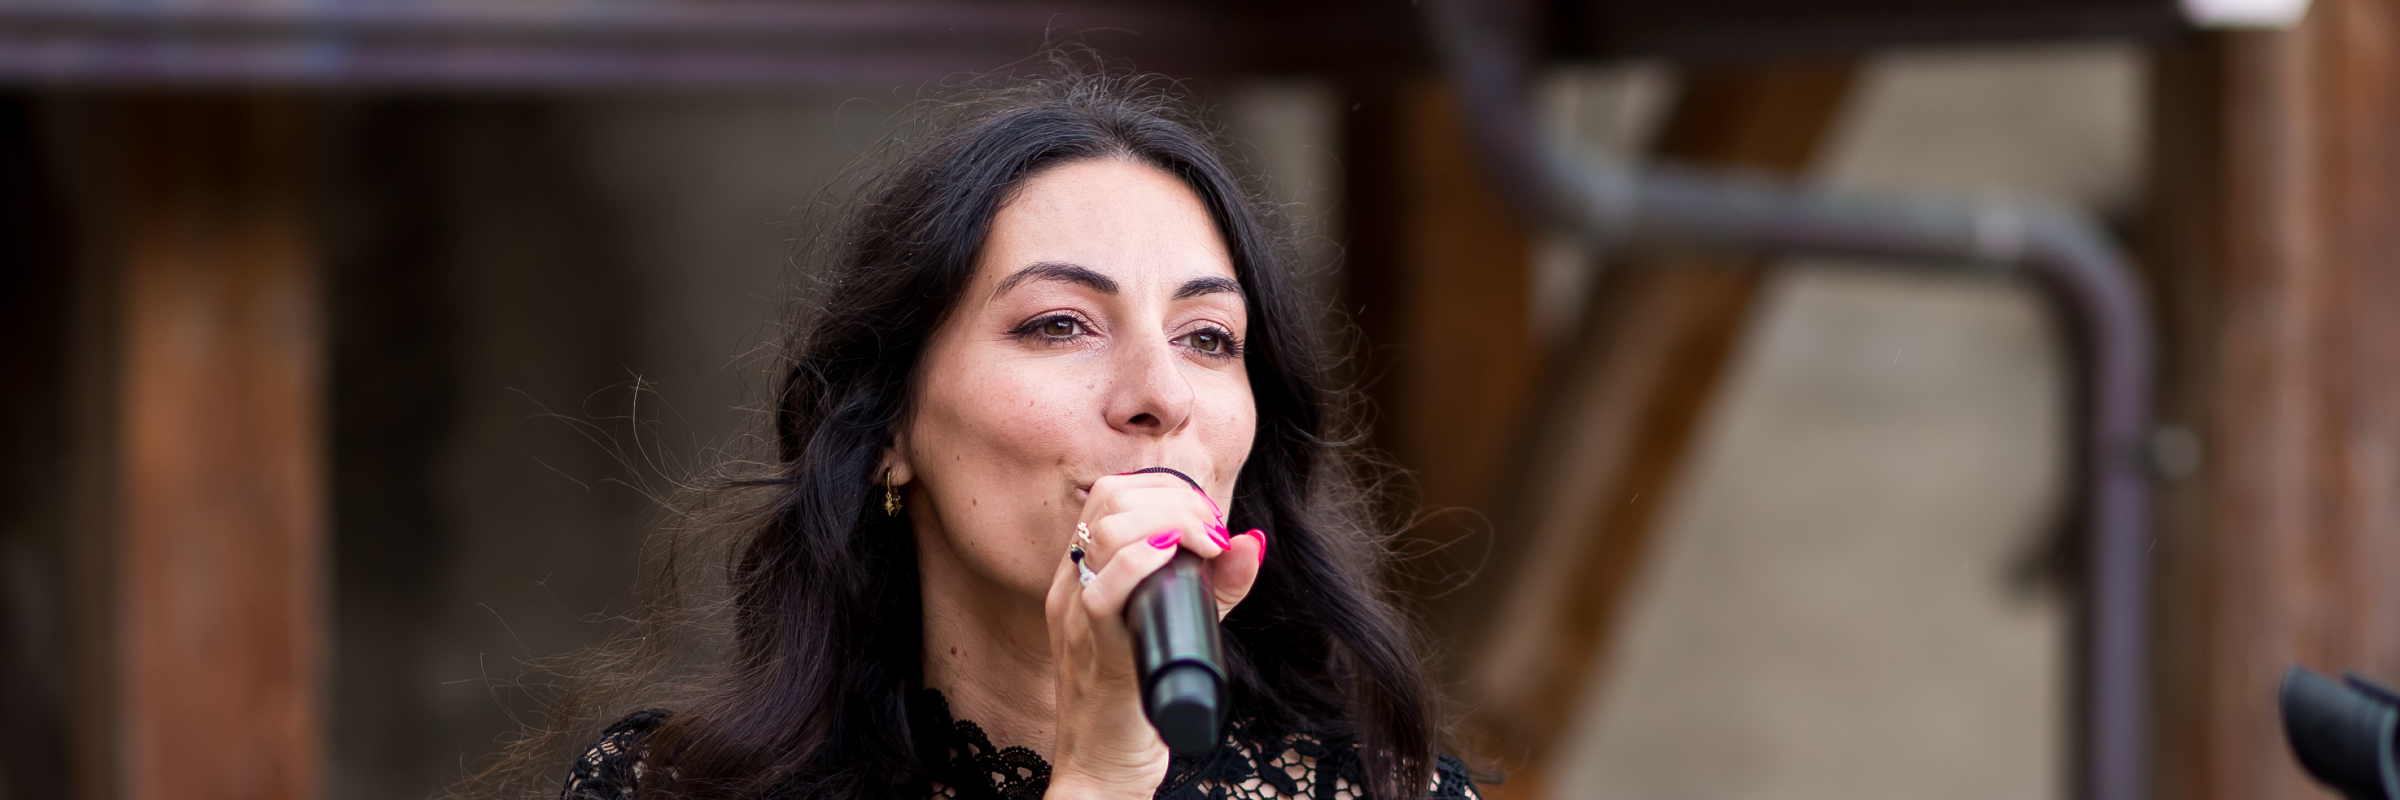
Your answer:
[0,94,77,800]
[0,0,2191,89]
[1341,78,1543,579]
[92,95,326,800]
[2145,3,2400,799]
[0,1,1431,89]
[1454,61,1857,794]
[1561,0,2183,62]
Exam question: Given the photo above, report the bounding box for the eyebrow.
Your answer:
[995,262,1118,298]
[992,261,1246,303]
[1174,276,1244,301]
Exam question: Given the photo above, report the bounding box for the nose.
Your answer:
[1104,335,1195,437]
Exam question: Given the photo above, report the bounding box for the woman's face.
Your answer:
[898,157,1257,601]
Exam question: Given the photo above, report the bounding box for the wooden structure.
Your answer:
[112,98,324,800]
[2147,2,2400,798]
[0,1,2387,799]
[32,97,327,800]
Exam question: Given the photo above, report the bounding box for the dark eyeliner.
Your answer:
[1183,325,1245,359]
[1008,312,1087,343]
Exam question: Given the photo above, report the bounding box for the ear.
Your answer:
[881,432,915,487]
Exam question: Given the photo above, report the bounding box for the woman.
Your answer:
[547,69,1480,800]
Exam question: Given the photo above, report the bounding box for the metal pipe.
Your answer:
[1423,2,2155,799]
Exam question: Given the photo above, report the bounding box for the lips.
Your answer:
[1072,467,1205,502]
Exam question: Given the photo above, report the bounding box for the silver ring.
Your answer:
[1069,538,1098,586]
[1072,523,1098,585]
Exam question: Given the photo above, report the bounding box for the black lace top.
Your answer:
[558,689,1483,800]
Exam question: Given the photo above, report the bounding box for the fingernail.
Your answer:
[1245,529,1266,563]
[1206,525,1230,548]
[1192,486,1223,520]
[1148,529,1182,549]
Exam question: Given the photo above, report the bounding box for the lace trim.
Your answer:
[914,689,1052,800]
[1161,717,1365,800]
[559,709,668,800]
[558,694,1482,800]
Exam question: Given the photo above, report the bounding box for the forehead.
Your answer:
[978,158,1236,290]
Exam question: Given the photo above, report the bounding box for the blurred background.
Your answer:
[0,1,2392,800]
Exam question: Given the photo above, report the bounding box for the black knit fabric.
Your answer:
[557,690,1482,800]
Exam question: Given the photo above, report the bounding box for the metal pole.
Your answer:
[1422,3,2155,798]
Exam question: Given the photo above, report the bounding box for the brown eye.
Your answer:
[1189,331,1222,352]
[1041,318,1079,337]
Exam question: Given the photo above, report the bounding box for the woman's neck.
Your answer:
[916,526,1060,757]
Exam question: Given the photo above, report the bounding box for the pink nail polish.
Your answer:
[1192,486,1223,520]
[1148,529,1182,549]
[1245,529,1266,563]
[1206,525,1230,548]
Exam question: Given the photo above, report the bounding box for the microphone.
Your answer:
[1122,467,1228,755]
[2283,665,2400,800]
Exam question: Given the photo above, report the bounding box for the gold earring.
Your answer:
[883,466,901,516]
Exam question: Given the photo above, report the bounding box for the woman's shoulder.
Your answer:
[559,709,672,800]
[1431,753,1482,800]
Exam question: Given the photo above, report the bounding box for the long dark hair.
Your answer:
[485,65,1441,800]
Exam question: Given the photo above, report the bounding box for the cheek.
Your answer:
[905,353,1100,595]
[908,349,1103,545]
[1199,373,1259,484]
[922,357,1093,465]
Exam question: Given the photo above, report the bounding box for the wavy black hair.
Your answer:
[475,64,1440,800]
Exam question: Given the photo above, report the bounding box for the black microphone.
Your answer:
[2283,665,2400,800]
[1122,467,1228,755]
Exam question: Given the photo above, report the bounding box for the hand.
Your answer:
[1042,472,1265,798]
